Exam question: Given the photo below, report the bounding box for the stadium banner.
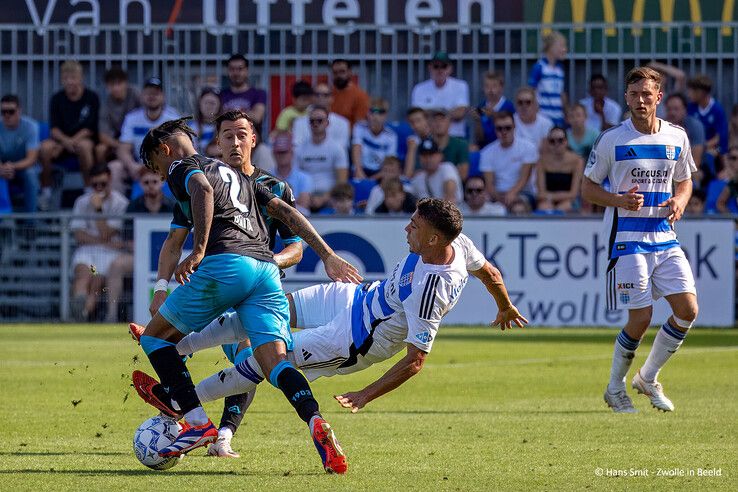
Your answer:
[134,216,735,327]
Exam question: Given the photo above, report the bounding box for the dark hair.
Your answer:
[464,175,486,188]
[104,66,128,84]
[89,163,111,178]
[493,110,515,123]
[416,198,463,242]
[214,109,255,134]
[691,188,706,202]
[406,106,427,118]
[0,94,20,106]
[292,80,314,99]
[330,182,354,200]
[309,105,329,117]
[590,73,607,85]
[331,58,352,69]
[665,92,688,108]
[139,116,196,170]
[227,54,248,67]
[381,176,404,194]
[687,74,712,93]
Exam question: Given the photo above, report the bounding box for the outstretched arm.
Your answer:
[266,197,362,283]
[469,260,528,330]
[273,241,303,269]
[335,344,426,413]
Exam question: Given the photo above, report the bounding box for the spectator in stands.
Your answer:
[351,97,398,179]
[293,82,350,149]
[508,196,533,215]
[404,107,433,177]
[365,156,414,214]
[536,126,583,212]
[293,105,348,211]
[411,137,462,204]
[272,131,313,215]
[274,80,314,133]
[39,61,100,207]
[429,107,469,180]
[330,59,370,128]
[729,105,738,149]
[514,87,553,148]
[479,111,538,208]
[665,93,705,174]
[470,71,515,150]
[113,77,179,193]
[566,103,599,159]
[250,126,276,174]
[685,189,706,216]
[96,66,139,165]
[716,147,738,213]
[579,74,622,131]
[0,94,40,212]
[220,54,267,131]
[70,164,128,321]
[373,177,417,215]
[320,182,356,215]
[687,74,729,156]
[411,51,470,138]
[528,31,568,127]
[126,167,175,214]
[459,175,506,216]
[191,87,221,157]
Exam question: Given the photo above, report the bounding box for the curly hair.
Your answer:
[139,116,196,170]
[416,198,463,242]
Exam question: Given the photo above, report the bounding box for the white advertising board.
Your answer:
[134,217,735,327]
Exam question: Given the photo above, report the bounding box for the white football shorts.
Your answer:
[606,247,696,310]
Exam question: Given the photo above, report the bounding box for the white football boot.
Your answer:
[207,436,240,458]
[604,388,638,413]
[631,370,675,412]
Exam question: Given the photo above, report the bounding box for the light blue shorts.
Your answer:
[158,254,292,350]
[222,343,254,365]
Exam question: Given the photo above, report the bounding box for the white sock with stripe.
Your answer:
[176,313,242,356]
[607,329,640,393]
[640,321,687,382]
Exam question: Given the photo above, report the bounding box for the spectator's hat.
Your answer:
[272,132,292,153]
[430,51,452,64]
[144,77,164,90]
[418,137,440,154]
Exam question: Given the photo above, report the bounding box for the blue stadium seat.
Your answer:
[468,150,481,178]
[37,121,50,141]
[704,179,737,213]
[387,120,413,162]
[350,178,377,208]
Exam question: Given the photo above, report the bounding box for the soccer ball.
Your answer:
[133,414,183,470]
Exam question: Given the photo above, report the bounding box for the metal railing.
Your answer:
[1,21,737,125]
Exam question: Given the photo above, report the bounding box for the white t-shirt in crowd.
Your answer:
[514,113,553,147]
[365,178,415,214]
[411,162,463,203]
[459,201,507,216]
[293,137,349,193]
[351,122,398,173]
[411,77,470,137]
[292,112,351,150]
[478,138,538,193]
[119,106,181,162]
[580,96,623,131]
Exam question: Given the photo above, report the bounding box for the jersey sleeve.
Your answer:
[674,132,697,182]
[167,157,204,201]
[253,181,277,207]
[170,202,192,230]
[275,182,301,244]
[457,233,486,271]
[403,274,450,353]
[583,132,612,184]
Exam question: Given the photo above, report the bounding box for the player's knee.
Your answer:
[673,303,698,329]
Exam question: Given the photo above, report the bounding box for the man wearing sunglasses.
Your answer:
[350,97,398,179]
[411,51,470,138]
[0,94,39,212]
[513,87,554,148]
[292,82,350,150]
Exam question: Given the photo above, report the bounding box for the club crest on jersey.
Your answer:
[399,271,413,287]
[415,331,433,344]
[665,145,676,160]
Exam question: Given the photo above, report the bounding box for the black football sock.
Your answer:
[275,366,320,424]
[147,345,201,415]
[219,390,256,434]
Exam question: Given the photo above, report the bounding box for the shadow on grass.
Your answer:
[0,468,324,477]
[0,451,128,457]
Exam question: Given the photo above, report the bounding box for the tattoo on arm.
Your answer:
[267,198,333,260]
[189,175,214,255]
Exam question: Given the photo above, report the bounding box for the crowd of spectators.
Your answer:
[2,33,738,319]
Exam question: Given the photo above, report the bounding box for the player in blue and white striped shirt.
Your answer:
[582,67,699,414]
[528,31,568,127]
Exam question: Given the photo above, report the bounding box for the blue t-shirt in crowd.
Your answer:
[688,98,728,154]
[0,116,39,162]
[528,57,566,127]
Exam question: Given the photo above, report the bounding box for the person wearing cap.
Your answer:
[479,111,538,208]
[272,131,313,215]
[292,82,350,149]
[96,66,140,166]
[429,107,469,180]
[410,137,462,204]
[113,77,180,193]
[410,51,469,138]
[330,59,370,128]
[274,80,314,133]
[350,97,398,179]
[38,60,100,207]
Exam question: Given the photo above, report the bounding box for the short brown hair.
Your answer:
[483,71,504,84]
[687,74,712,93]
[214,109,255,133]
[416,198,463,242]
[625,66,663,90]
[330,182,354,200]
[381,177,404,195]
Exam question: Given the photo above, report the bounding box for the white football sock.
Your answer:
[184,406,208,426]
[217,427,233,440]
[607,329,640,393]
[176,312,243,356]
[640,321,687,381]
[195,357,264,403]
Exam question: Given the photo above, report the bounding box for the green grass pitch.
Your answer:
[1,324,736,491]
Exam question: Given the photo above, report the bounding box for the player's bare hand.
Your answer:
[149,291,168,317]
[334,391,369,413]
[175,251,204,284]
[619,185,644,211]
[493,305,528,331]
[658,196,686,224]
[324,253,363,284]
